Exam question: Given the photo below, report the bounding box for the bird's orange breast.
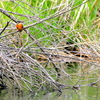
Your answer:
[16,23,23,32]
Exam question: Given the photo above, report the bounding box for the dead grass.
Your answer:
[0,0,100,93]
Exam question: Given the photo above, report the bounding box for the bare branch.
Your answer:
[0,21,10,35]
[0,8,17,23]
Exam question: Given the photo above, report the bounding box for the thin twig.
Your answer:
[0,8,17,23]
[24,0,90,29]
[0,21,10,35]
[0,31,18,39]
[24,29,61,77]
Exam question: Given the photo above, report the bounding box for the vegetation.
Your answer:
[0,0,100,97]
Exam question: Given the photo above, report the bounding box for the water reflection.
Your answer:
[0,62,100,100]
[0,86,100,100]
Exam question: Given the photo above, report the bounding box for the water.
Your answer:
[0,62,100,100]
[0,85,100,100]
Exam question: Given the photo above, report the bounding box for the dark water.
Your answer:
[0,86,100,100]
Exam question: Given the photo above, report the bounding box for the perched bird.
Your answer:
[16,21,23,32]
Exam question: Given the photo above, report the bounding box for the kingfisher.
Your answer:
[16,21,23,32]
